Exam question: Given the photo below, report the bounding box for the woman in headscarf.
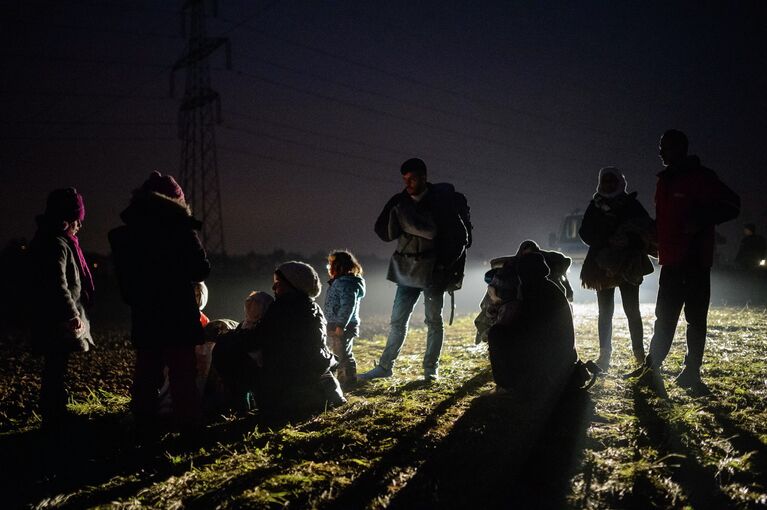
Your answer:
[579,167,655,370]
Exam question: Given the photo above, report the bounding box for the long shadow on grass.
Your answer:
[382,389,594,509]
[0,410,290,510]
[631,386,738,509]
[708,404,767,489]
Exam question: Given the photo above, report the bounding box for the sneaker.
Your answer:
[358,365,393,380]
[636,367,668,398]
[633,350,646,365]
[424,367,439,382]
[674,367,703,389]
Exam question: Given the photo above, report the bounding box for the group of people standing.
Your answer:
[27,128,739,435]
[476,129,739,397]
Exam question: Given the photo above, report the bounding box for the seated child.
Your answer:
[207,290,274,411]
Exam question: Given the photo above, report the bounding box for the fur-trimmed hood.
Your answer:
[120,189,201,230]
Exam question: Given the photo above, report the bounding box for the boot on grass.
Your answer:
[359,365,392,380]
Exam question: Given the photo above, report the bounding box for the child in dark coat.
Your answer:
[324,250,366,386]
[109,172,211,434]
[29,188,94,429]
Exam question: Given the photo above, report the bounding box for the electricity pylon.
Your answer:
[172,0,230,255]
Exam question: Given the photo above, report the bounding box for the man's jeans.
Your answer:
[648,265,711,370]
[378,285,444,371]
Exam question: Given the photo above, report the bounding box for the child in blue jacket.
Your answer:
[324,250,366,386]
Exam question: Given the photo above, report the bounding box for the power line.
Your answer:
[220,125,583,201]
[226,66,601,168]
[2,120,174,126]
[218,144,392,185]
[217,144,577,206]
[233,50,632,157]
[225,23,645,146]
[14,0,179,15]
[0,90,169,100]
[216,0,283,37]
[9,18,180,39]
[2,136,175,142]
[0,53,169,69]
[223,108,588,189]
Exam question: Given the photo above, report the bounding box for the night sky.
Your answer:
[2,0,765,261]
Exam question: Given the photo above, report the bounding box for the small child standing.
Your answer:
[324,251,366,386]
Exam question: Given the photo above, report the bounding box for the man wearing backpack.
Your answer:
[629,129,739,393]
[360,158,471,381]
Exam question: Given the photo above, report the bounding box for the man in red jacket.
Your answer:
[629,129,739,393]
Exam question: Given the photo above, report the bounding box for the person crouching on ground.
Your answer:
[215,262,345,418]
[109,171,211,436]
[29,188,95,430]
[475,240,573,344]
[487,252,577,397]
[324,250,366,387]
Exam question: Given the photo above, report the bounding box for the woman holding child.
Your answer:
[213,261,345,417]
[579,167,655,371]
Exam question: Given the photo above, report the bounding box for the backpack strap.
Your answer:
[448,290,456,325]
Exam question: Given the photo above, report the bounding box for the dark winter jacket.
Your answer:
[108,191,211,348]
[245,292,335,388]
[324,275,366,330]
[487,254,577,392]
[375,182,471,290]
[655,156,739,268]
[29,219,93,353]
[579,192,654,290]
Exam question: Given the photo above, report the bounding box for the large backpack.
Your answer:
[443,189,472,324]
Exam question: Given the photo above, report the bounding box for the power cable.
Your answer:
[220,23,636,143]
[9,18,180,39]
[232,50,632,156]
[220,124,583,201]
[226,66,600,168]
[222,108,588,189]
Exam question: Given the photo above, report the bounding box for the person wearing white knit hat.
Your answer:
[213,260,346,416]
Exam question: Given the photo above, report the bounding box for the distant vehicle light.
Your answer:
[760,259,766,267]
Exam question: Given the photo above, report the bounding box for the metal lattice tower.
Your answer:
[173,0,230,255]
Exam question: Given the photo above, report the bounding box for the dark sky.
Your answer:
[1,0,765,261]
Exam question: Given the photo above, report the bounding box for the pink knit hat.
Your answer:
[45,187,85,222]
[141,171,185,202]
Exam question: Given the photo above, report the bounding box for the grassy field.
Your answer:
[1,305,766,509]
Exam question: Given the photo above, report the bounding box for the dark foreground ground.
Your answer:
[1,306,766,509]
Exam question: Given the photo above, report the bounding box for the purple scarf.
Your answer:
[67,233,95,307]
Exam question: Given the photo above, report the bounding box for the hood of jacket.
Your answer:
[119,190,201,231]
[329,274,366,298]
